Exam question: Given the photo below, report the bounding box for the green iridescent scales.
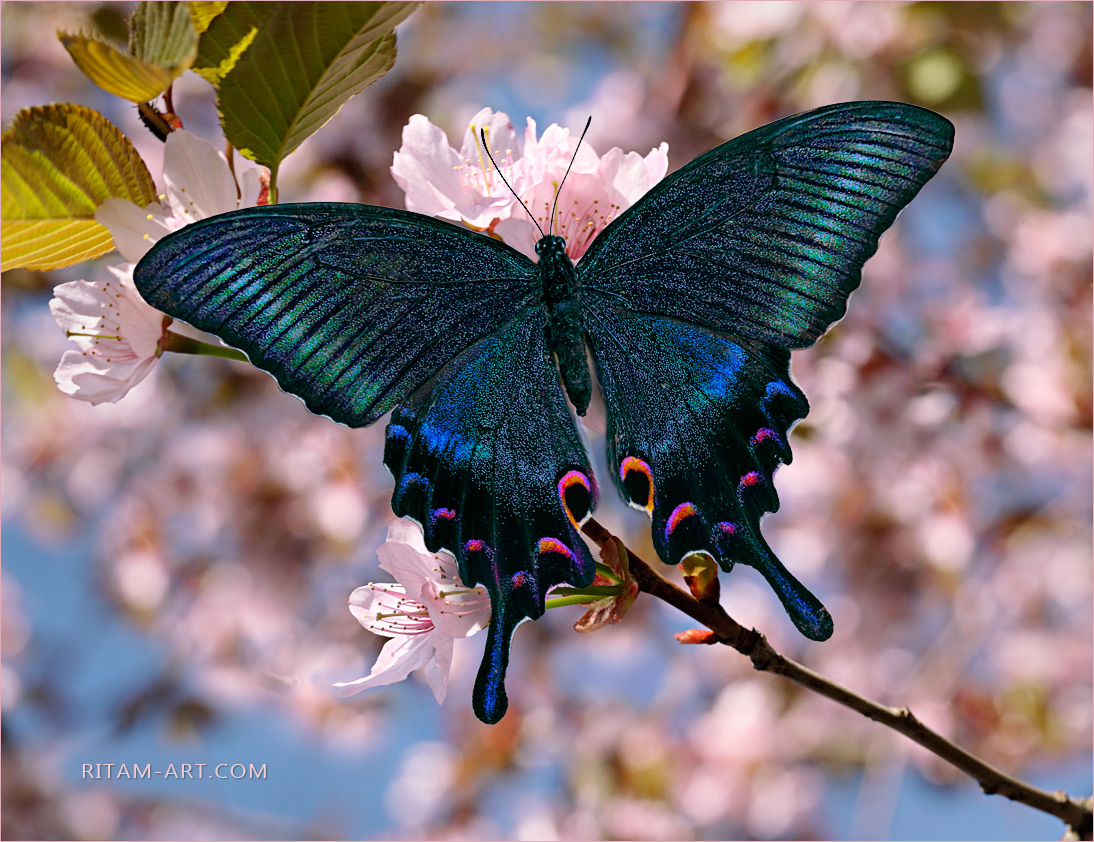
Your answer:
[135,102,954,723]
[139,207,540,426]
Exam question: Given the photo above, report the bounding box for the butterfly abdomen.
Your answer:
[536,235,591,415]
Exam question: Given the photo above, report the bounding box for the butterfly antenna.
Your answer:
[548,116,592,237]
[480,128,545,240]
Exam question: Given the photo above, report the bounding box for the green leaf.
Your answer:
[192,2,274,85]
[58,1,198,103]
[217,2,419,173]
[130,1,200,70]
[188,1,229,35]
[1,104,157,271]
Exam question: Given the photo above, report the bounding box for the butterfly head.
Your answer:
[534,235,568,258]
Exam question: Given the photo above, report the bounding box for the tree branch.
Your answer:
[580,518,1093,840]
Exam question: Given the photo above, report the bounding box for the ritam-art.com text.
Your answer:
[82,763,267,780]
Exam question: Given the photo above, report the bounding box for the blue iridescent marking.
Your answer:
[764,380,796,401]
[420,418,474,464]
[400,471,426,489]
[699,343,747,397]
[387,424,411,446]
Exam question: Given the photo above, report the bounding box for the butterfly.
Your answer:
[134,101,953,724]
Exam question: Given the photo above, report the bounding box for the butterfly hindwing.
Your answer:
[585,306,831,640]
[383,308,598,723]
[134,204,539,426]
[579,101,954,349]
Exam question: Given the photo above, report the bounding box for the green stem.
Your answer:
[545,593,602,610]
[545,582,624,611]
[594,561,619,581]
[268,163,280,205]
[160,331,247,361]
[551,585,621,598]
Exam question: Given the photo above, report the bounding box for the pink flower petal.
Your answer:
[391,110,670,261]
[376,519,454,598]
[49,264,168,405]
[420,576,491,639]
[332,632,438,697]
[348,583,433,636]
[392,109,525,231]
[161,131,240,224]
[94,198,179,262]
[53,350,156,404]
[420,634,454,703]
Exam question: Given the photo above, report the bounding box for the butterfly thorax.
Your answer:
[536,235,591,415]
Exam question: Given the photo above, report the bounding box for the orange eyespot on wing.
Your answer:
[557,470,596,529]
[619,456,655,513]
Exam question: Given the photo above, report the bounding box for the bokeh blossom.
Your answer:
[391,106,668,260]
[335,520,490,704]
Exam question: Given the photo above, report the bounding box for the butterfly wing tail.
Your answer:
[744,534,833,641]
[472,597,521,724]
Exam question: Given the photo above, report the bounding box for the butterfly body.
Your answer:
[134,101,954,723]
[537,234,592,414]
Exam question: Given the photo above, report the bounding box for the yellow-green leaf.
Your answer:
[217,2,420,172]
[192,2,274,85]
[1,220,115,272]
[1,104,157,272]
[58,2,198,103]
[58,31,177,102]
[130,1,199,70]
[188,1,229,35]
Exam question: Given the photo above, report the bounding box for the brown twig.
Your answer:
[580,518,1093,840]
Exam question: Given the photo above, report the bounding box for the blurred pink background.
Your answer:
[2,2,1091,839]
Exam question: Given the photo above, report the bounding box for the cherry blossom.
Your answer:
[391,108,523,231]
[334,520,490,704]
[49,131,264,404]
[391,107,669,260]
[495,118,669,259]
[95,129,264,263]
[49,263,169,405]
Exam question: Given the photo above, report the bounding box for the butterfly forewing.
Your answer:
[578,101,954,349]
[135,204,540,426]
